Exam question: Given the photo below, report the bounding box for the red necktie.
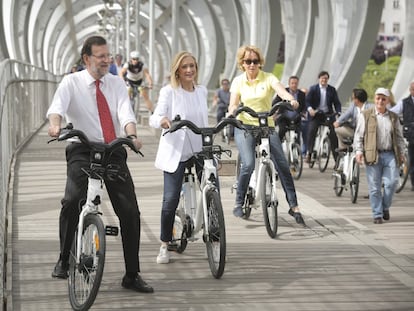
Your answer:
[95,80,116,143]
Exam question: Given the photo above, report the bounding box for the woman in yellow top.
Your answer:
[228,45,305,225]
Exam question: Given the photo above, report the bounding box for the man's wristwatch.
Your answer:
[127,134,137,139]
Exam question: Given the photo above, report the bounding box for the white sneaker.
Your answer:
[156,245,170,264]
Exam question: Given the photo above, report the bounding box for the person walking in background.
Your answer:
[119,51,154,113]
[46,35,153,293]
[390,81,414,191]
[333,88,373,151]
[212,78,231,141]
[115,53,124,74]
[354,88,405,224]
[273,75,306,144]
[305,71,342,162]
[228,45,305,225]
[149,51,209,264]
[109,55,118,75]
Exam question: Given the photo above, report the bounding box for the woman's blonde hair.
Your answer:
[236,45,265,71]
[170,51,198,89]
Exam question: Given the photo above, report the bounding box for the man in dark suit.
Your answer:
[305,71,342,162]
[273,75,306,143]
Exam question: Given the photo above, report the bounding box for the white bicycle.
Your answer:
[49,124,142,311]
[332,136,360,203]
[309,112,337,172]
[233,101,293,238]
[166,116,243,279]
[279,110,303,180]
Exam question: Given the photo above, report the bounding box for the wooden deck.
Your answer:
[6,123,414,310]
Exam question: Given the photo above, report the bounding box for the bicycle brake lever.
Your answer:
[47,137,58,144]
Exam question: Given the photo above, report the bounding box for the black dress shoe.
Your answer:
[122,274,154,293]
[373,217,383,224]
[383,210,390,221]
[288,209,306,226]
[52,259,68,279]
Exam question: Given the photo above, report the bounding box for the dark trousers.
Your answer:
[160,158,203,242]
[307,117,338,160]
[59,143,141,273]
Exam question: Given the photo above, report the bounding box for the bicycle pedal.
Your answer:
[105,225,119,236]
[167,243,178,252]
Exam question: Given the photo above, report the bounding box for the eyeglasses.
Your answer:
[243,59,260,65]
[91,54,112,61]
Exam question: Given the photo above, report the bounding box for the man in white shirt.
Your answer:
[47,35,153,293]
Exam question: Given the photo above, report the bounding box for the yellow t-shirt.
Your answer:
[230,71,278,126]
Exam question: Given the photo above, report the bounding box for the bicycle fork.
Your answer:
[201,159,219,238]
[255,160,277,204]
[76,178,103,264]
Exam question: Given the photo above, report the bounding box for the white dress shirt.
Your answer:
[47,69,135,142]
[319,85,328,112]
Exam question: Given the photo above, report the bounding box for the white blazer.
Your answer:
[150,84,209,173]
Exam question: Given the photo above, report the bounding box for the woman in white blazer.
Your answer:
[149,51,209,264]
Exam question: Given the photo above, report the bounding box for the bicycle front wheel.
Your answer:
[350,158,360,203]
[69,214,106,311]
[290,143,303,180]
[260,164,278,238]
[318,137,331,172]
[205,190,226,279]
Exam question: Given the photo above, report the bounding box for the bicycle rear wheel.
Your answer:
[318,137,331,172]
[205,190,226,279]
[290,143,303,180]
[69,214,106,311]
[350,158,360,203]
[260,164,278,238]
[395,150,409,193]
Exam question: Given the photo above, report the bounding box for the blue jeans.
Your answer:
[234,127,298,209]
[160,158,203,242]
[365,151,399,218]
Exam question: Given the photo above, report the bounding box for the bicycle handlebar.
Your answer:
[48,123,143,156]
[164,115,244,136]
[234,100,293,119]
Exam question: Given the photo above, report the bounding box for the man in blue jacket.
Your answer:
[305,71,342,162]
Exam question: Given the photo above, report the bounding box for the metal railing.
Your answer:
[0,59,61,307]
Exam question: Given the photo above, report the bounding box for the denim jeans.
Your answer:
[365,151,398,218]
[160,158,203,242]
[234,126,298,209]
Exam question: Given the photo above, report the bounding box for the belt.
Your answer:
[378,149,392,153]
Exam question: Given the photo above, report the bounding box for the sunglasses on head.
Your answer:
[244,59,260,65]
